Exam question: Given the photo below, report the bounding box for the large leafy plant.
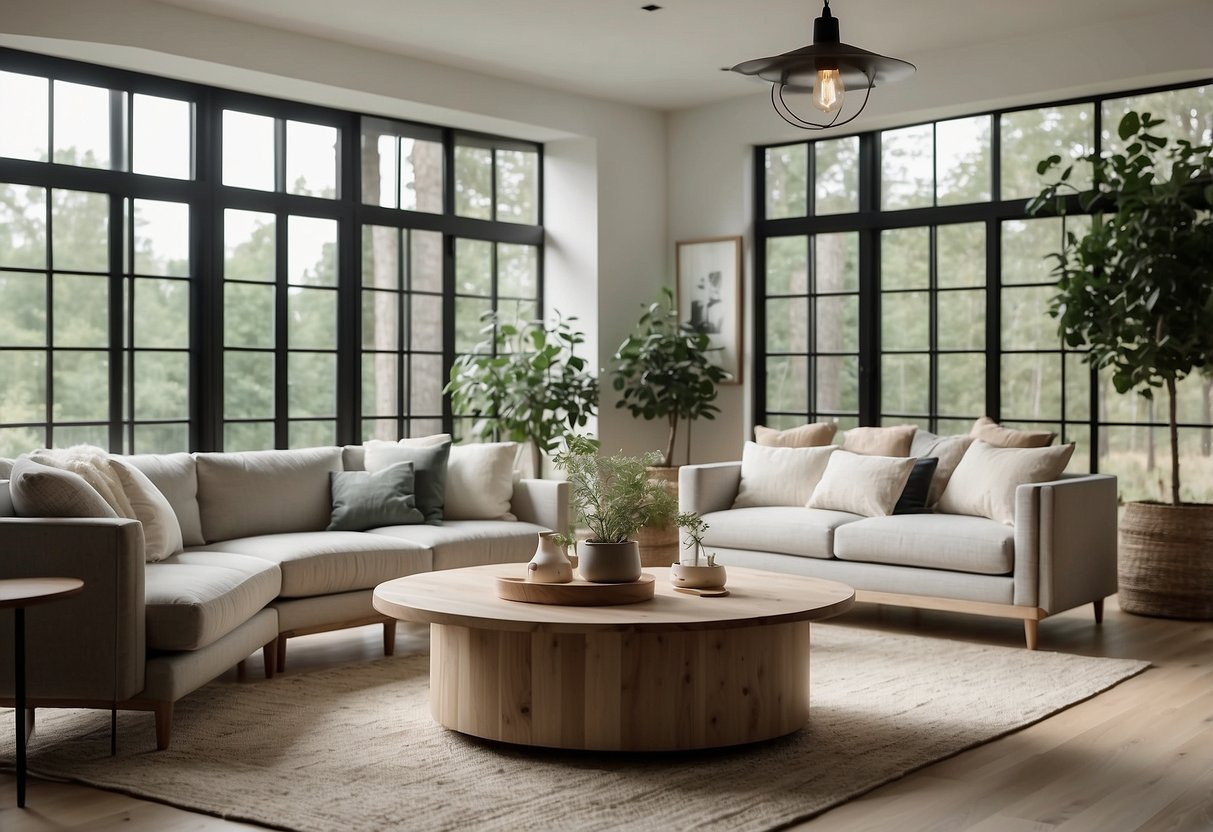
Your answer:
[553,434,678,543]
[446,312,599,476]
[1029,111,1213,505]
[611,288,730,467]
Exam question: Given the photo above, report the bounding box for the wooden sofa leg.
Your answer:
[383,620,397,657]
[1023,619,1039,650]
[1093,598,1105,624]
[154,702,173,751]
[275,634,288,674]
[263,638,278,679]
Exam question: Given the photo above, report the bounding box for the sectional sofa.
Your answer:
[0,444,567,749]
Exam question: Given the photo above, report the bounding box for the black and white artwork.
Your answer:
[676,236,742,383]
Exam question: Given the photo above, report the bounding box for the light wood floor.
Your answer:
[2,596,1210,832]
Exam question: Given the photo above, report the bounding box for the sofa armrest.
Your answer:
[679,462,742,515]
[0,517,146,702]
[510,479,570,534]
[1012,474,1118,613]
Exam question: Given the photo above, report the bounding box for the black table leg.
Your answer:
[14,607,26,808]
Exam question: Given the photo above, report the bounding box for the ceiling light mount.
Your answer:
[730,0,915,131]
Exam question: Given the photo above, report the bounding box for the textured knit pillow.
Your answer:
[754,422,837,448]
[970,416,1055,448]
[364,439,451,524]
[807,451,917,517]
[937,440,1075,525]
[328,462,424,531]
[445,442,517,521]
[732,442,836,508]
[841,425,917,456]
[893,457,939,515]
[9,458,119,519]
[109,458,184,562]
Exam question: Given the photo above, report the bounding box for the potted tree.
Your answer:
[671,512,727,589]
[612,288,730,566]
[1030,110,1213,619]
[446,311,599,477]
[552,434,678,583]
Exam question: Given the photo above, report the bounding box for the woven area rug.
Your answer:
[3,625,1147,832]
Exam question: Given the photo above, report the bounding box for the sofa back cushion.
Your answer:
[123,452,204,547]
[195,447,343,542]
[9,457,119,518]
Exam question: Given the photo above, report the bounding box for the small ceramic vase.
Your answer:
[670,559,727,589]
[526,531,574,583]
[577,540,642,583]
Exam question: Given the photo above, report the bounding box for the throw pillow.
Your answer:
[328,462,425,531]
[807,451,917,518]
[399,433,453,447]
[970,416,1056,448]
[732,442,836,508]
[841,425,917,457]
[893,457,939,515]
[937,440,1075,525]
[9,458,118,519]
[754,422,837,448]
[364,439,451,524]
[109,458,185,562]
[445,442,517,521]
[28,445,135,518]
[909,431,976,506]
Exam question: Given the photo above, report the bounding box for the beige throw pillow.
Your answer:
[9,458,119,519]
[732,442,836,508]
[937,440,1075,525]
[841,425,917,457]
[109,458,185,562]
[754,422,837,448]
[444,442,517,521]
[807,451,917,517]
[909,431,977,506]
[970,416,1056,448]
[28,445,135,518]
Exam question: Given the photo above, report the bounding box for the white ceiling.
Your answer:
[153,0,1199,110]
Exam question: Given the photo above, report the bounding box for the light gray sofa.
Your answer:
[0,445,567,749]
[679,462,1118,649]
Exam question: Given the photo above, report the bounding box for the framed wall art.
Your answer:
[675,236,743,383]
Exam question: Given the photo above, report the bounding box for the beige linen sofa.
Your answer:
[679,460,1118,649]
[0,445,567,749]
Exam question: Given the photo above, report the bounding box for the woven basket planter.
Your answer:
[1119,501,1213,619]
[635,466,679,568]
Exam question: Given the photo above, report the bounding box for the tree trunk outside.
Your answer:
[1167,376,1181,506]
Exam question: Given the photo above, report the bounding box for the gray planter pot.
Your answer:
[577,540,642,583]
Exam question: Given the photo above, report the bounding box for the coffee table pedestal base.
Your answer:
[429,620,811,751]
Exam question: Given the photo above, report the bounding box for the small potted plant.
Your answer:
[671,512,727,589]
[552,434,678,583]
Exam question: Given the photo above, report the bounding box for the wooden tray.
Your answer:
[495,574,656,606]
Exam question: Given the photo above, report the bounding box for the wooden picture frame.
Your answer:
[676,236,743,384]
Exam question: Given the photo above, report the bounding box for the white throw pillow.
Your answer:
[399,433,453,447]
[807,451,917,517]
[110,458,185,562]
[732,442,836,508]
[444,442,517,521]
[910,431,976,506]
[937,440,1075,526]
[9,458,118,519]
[28,445,135,519]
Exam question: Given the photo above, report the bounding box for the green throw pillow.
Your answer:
[327,462,424,531]
[364,440,451,525]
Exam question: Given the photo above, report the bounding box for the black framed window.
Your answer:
[755,79,1213,503]
[0,48,543,456]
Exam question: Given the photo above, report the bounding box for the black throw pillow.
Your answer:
[893,457,938,515]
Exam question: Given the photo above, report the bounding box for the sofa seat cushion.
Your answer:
[699,507,864,559]
[145,552,282,651]
[195,532,431,597]
[368,520,545,571]
[833,514,1015,575]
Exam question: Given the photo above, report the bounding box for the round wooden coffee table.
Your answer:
[373,565,853,751]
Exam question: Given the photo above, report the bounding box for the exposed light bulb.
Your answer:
[812,68,845,113]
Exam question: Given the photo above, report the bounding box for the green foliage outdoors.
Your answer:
[553,434,678,544]
[611,287,729,466]
[445,312,598,475]
[1029,111,1213,505]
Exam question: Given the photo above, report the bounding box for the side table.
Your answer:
[1,577,84,808]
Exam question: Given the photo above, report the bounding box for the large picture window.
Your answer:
[755,80,1213,503]
[0,48,543,456]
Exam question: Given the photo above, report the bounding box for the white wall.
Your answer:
[667,0,1213,463]
[0,0,669,456]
